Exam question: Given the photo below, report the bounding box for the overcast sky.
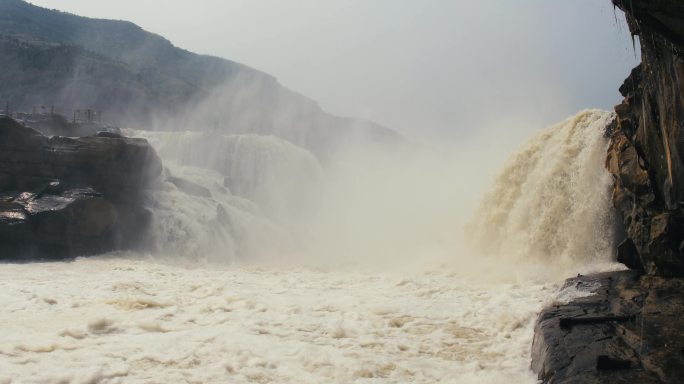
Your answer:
[30,0,639,144]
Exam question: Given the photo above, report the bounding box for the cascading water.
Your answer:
[0,110,623,383]
[143,163,297,262]
[122,129,324,261]
[129,130,324,223]
[466,109,619,275]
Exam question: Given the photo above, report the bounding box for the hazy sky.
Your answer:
[30,0,639,143]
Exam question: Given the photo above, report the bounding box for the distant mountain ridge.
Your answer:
[0,0,401,158]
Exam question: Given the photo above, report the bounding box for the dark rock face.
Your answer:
[606,0,684,276]
[532,271,684,383]
[531,3,684,382]
[0,116,161,197]
[0,116,161,259]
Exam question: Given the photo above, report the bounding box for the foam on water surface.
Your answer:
[0,257,553,384]
[0,109,624,383]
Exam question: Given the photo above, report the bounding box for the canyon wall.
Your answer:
[607,0,684,276]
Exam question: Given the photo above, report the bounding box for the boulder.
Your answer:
[0,116,161,259]
[0,117,162,198]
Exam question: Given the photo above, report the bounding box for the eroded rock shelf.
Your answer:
[532,271,684,383]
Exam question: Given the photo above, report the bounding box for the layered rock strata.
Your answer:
[0,116,161,259]
[532,2,684,382]
[606,0,684,276]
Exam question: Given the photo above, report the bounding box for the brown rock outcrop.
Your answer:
[0,116,162,259]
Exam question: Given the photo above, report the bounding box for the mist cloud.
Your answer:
[29,0,638,148]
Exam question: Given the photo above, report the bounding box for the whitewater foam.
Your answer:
[0,109,624,382]
[0,257,553,384]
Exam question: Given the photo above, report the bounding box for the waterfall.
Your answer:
[466,109,617,271]
[123,129,324,261]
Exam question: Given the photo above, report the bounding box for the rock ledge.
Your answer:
[0,116,162,259]
[532,271,684,383]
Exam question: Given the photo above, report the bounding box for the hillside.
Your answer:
[0,0,401,158]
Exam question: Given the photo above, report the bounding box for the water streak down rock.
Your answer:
[0,116,162,259]
[607,0,684,277]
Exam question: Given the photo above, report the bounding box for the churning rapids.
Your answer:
[0,110,624,383]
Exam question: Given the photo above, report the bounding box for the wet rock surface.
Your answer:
[0,116,161,259]
[606,0,684,276]
[532,2,684,382]
[532,271,684,383]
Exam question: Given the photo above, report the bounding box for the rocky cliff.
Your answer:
[606,0,684,277]
[0,116,162,259]
[531,2,684,382]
